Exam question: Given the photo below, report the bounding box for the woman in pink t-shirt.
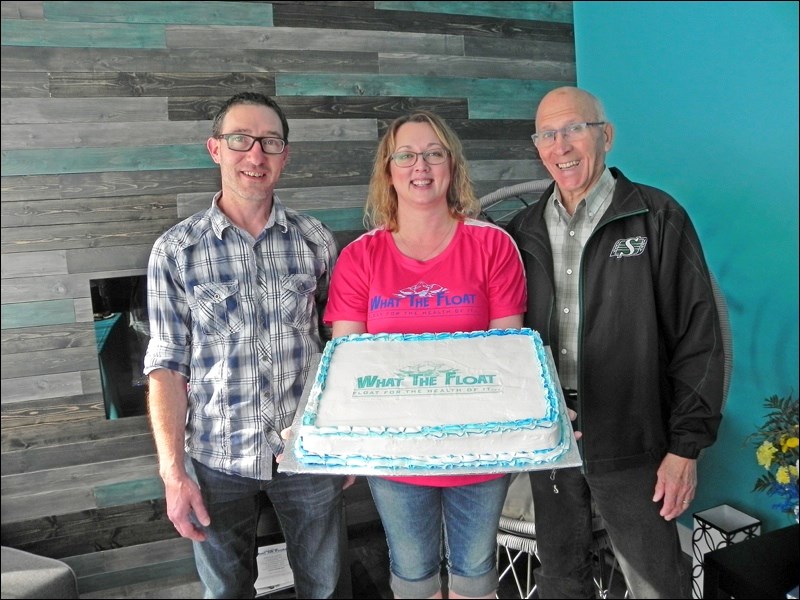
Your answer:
[325,111,526,599]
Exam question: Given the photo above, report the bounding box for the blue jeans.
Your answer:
[189,458,346,599]
[368,475,509,598]
[529,465,690,599]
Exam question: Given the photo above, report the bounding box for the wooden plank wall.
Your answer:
[1,1,574,596]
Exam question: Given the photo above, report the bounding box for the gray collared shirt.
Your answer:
[544,168,615,389]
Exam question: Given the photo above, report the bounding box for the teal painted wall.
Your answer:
[574,1,799,532]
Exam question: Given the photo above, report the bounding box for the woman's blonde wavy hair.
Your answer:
[364,111,480,231]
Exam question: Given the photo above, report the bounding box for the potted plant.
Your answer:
[747,393,799,522]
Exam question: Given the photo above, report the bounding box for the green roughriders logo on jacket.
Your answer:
[609,236,648,258]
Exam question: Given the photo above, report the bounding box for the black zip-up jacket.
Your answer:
[507,168,724,474]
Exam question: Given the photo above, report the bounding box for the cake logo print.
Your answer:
[353,362,502,397]
[609,236,647,258]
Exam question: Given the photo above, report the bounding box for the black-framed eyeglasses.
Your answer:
[531,122,605,148]
[390,148,450,168]
[215,133,286,154]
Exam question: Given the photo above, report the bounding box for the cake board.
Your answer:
[279,347,582,476]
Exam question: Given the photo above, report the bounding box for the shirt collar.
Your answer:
[208,192,288,239]
[549,167,615,223]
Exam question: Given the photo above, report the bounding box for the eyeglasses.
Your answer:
[215,133,286,154]
[390,148,449,168]
[531,122,605,148]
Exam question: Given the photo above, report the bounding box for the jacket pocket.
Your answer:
[280,274,317,329]
[194,281,243,337]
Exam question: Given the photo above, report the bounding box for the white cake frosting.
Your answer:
[294,328,569,472]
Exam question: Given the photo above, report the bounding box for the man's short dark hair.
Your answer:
[211,92,290,142]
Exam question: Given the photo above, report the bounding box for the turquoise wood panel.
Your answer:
[43,0,273,26]
[1,145,211,176]
[306,207,366,232]
[0,20,166,48]
[94,477,165,508]
[1,299,76,329]
[469,96,542,120]
[376,1,573,23]
[276,74,562,120]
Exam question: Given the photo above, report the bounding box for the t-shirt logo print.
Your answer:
[609,236,648,258]
[394,281,449,298]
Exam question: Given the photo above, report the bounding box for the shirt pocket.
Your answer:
[193,281,243,337]
[280,274,317,329]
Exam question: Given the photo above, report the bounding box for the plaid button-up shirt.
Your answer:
[545,168,615,389]
[144,193,336,480]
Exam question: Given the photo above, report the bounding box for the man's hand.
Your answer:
[653,453,697,521]
[567,408,582,441]
[163,472,211,542]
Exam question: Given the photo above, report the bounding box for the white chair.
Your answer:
[495,473,622,599]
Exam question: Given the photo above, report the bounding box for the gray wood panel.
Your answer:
[1,194,179,226]
[1,323,96,355]
[0,374,91,405]
[1,346,100,379]
[2,219,179,253]
[49,71,276,98]
[1,169,221,202]
[167,25,465,55]
[1,97,168,124]
[379,52,575,81]
[0,1,43,19]
[0,250,68,277]
[1,46,379,74]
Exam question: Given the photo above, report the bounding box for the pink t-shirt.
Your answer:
[325,218,527,486]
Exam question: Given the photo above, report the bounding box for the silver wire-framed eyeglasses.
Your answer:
[531,122,605,148]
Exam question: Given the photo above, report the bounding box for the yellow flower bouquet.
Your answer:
[747,394,799,517]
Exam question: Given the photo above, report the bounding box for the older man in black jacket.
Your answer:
[507,86,724,599]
